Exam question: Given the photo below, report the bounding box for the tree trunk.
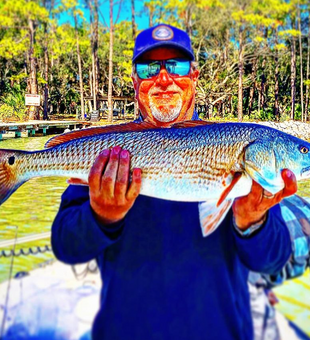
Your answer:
[208,103,213,119]
[274,28,280,121]
[134,98,139,119]
[74,14,85,120]
[89,69,93,114]
[305,11,310,121]
[28,18,39,120]
[88,0,98,112]
[298,3,304,121]
[107,0,114,122]
[248,57,257,116]
[93,0,99,112]
[147,4,154,27]
[43,21,49,120]
[185,5,193,37]
[131,0,136,40]
[260,28,268,113]
[223,28,229,64]
[42,0,53,120]
[238,26,244,122]
[260,58,267,112]
[291,33,297,120]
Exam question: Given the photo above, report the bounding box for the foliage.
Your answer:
[0,0,310,122]
[0,84,27,121]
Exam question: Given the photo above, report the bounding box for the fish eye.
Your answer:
[8,156,15,165]
[300,146,309,154]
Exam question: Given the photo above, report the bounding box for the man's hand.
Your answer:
[232,169,297,231]
[87,146,141,225]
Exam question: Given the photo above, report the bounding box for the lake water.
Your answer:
[0,136,67,283]
[0,134,309,336]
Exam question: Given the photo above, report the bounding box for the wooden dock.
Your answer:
[0,120,92,140]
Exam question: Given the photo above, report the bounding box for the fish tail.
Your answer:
[0,149,28,205]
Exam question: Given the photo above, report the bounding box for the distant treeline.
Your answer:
[0,0,310,122]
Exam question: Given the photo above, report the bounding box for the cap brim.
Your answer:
[133,41,195,63]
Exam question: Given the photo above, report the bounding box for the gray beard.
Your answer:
[149,97,182,122]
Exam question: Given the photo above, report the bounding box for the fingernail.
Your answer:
[120,150,128,159]
[102,149,110,156]
[286,170,292,178]
[133,168,142,177]
[112,146,121,155]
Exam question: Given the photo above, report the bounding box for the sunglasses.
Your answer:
[135,59,191,80]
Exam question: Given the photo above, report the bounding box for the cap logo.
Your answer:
[152,25,174,41]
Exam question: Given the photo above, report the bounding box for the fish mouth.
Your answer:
[301,166,310,177]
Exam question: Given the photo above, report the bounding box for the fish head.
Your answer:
[245,130,310,194]
[275,135,310,180]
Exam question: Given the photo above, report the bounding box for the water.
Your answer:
[0,136,67,283]
[0,135,309,336]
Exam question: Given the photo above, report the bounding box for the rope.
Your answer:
[71,260,98,280]
[0,245,52,258]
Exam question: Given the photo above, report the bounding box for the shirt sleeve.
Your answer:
[232,204,292,274]
[262,195,310,286]
[51,185,124,265]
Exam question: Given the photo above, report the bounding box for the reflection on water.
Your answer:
[0,135,309,335]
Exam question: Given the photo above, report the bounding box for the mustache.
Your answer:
[148,84,181,96]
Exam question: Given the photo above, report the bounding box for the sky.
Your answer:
[59,0,150,30]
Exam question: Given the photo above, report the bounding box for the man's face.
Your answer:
[132,47,199,127]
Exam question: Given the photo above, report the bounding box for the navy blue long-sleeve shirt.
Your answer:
[51,185,292,340]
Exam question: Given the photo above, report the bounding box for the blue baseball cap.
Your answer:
[133,24,194,63]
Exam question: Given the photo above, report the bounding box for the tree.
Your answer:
[131,0,136,40]
[106,0,123,122]
[107,0,114,122]
[297,1,304,121]
[74,14,85,119]
[305,7,310,120]
[0,0,48,120]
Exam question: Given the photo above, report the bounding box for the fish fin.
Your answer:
[170,120,216,129]
[245,160,282,195]
[199,199,233,237]
[67,178,89,186]
[0,150,27,205]
[217,172,242,207]
[44,122,158,148]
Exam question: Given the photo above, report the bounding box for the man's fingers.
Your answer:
[101,146,121,197]
[257,169,297,209]
[88,149,110,189]
[262,189,273,198]
[233,170,297,230]
[115,150,130,203]
[126,168,142,201]
[281,169,297,198]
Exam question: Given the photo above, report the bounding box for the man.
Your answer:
[52,24,297,339]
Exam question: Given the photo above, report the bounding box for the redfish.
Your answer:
[0,121,310,236]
